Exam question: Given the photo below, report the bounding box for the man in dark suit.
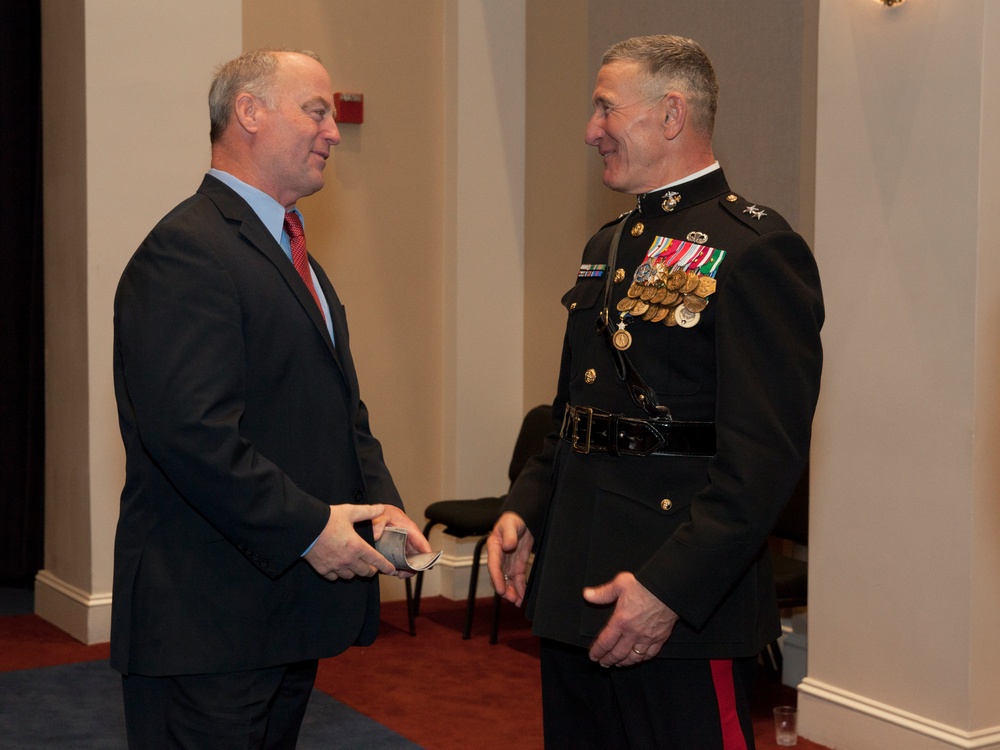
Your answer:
[488,35,823,748]
[112,48,430,748]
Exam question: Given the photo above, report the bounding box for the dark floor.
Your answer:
[0,585,34,616]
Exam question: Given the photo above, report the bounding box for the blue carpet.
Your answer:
[0,586,34,616]
[0,659,422,749]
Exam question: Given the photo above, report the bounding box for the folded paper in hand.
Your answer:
[375,527,442,572]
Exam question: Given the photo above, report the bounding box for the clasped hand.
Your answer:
[487,512,678,668]
[584,572,679,668]
[304,503,431,581]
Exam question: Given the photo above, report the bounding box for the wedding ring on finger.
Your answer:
[631,647,646,656]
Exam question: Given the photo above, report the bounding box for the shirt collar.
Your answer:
[208,168,299,245]
[648,161,721,194]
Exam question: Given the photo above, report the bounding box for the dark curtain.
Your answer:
[0,0,45,586]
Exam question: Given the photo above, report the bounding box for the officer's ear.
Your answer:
[662,93,686,140]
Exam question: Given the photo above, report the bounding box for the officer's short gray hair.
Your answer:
[603,35,719,138]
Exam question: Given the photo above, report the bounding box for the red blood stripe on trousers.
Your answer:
[710,658,749,750]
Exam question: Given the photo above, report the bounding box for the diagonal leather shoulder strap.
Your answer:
[595,212,673,420]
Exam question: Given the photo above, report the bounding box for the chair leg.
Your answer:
[412,571,424,619]
[763,638,783,681]
[489,592,502,644]
[412,520,436,618]
[404,577,416,636]
[463,535,489,639]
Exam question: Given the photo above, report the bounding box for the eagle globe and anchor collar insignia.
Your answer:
[631,190,681,238]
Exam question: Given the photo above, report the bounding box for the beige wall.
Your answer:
[242,0,527,601]
[38,4,1000,746]
[523,0,591,408]
[523,0,817,409]
[243,0,446,496]
[39,0,530,634]
[34,0,820,636]
[581,0,816,236]
[242,1,451,602]
[38,0,241,643]
[801,0,1000,747]
[39,0,92,638]
[442,0,527,499]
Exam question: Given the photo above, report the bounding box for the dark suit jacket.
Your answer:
[111,175,403,676]
[504,169,824,659]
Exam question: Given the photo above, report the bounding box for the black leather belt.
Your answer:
[560,405,716,457]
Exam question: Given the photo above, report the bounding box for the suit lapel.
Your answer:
[313,267,360,405]
[196,175,343,368]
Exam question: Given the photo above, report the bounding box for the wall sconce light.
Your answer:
[880,0,906,6]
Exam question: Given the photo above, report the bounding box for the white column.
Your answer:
[38,0,241,643]
[436,0,526,597]
[801,1,1000,747]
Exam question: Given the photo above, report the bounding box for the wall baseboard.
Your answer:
[799,677,1000,750]
[32,549,493,643]
[34,569,111,645]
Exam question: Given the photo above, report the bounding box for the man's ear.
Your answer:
[663,93,686,140]
[233,92,261,135]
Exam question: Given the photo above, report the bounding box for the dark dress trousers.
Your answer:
[504,168,824,659]
[111,174,403,677]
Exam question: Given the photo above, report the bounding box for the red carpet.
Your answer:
[318,596,830,750]
[1,596,829,749]
[0,614,110,671]
[317,596,545,749]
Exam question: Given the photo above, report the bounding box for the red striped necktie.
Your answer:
[283,211,326,321]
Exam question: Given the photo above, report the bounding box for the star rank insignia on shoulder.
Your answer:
[720,193,788,234]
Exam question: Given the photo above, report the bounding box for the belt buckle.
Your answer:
[571,406,594,454]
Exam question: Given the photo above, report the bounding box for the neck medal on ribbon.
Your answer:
[613,236,726,346]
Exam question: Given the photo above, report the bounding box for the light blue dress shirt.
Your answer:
[208,169,335,343]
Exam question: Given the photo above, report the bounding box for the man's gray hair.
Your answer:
[208,48,322,143]
[603,35,719,137]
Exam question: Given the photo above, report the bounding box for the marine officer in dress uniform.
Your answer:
[487,35,824,749]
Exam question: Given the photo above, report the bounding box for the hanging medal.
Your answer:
[612,312,633,351]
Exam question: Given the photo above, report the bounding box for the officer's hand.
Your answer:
[584,572,679,667]
[487,511,533,607]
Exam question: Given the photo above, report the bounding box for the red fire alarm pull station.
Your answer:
[334,93,364,124]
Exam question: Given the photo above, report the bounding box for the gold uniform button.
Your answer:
[584,368,597,384]
[660,498,673,511]
[725,194,739,202]
[614,268,626,284]
[631,222,644,237]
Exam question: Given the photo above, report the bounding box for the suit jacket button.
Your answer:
[660,498,673,511]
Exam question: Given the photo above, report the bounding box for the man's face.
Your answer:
[585,60,669,195]
[254,53,341,208]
